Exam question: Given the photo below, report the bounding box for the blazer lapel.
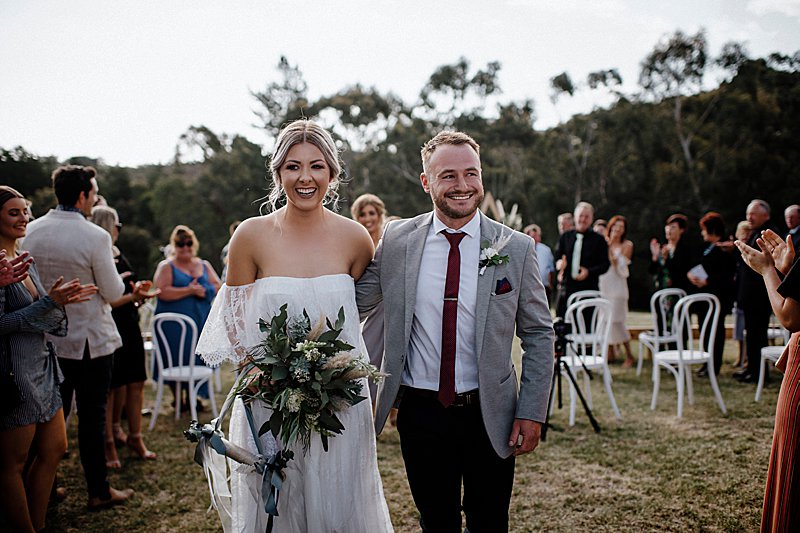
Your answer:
[475,212,499,360]
[404,213,433,345]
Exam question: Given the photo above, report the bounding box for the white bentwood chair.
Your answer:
[651,293,726,417]
[149,312,217,430]
[562,297,621,425]
[565,290,603,312]
[755,326,791,401]
[637,288,687,376]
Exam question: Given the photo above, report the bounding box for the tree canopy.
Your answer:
[4,31,799,308]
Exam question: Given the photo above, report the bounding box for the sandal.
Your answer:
[127,433,157,460]
[105,439,121,469]
[112,423,128,447]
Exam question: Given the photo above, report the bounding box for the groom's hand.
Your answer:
[509,419,541,456]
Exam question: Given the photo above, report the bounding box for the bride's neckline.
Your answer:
[255,273,352,283]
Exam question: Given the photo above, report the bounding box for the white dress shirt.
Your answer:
[403,212,480,393]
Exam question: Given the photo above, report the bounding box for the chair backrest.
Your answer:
[649,288,687,337]
[152,312,199,374]
[673,293,720,357]
[564,297,612,364]
[566,290,603,312]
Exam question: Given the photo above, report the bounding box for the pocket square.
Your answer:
[494,277,513,295]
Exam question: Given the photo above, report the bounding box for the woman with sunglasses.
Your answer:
[153,225,221,412]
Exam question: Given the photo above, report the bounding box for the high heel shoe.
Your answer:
[127,433,156,460]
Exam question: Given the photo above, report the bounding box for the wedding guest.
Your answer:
[735,200,779,383]
[785,204,800,253]
[732,221,753,368]
[593,219,607,235]
[552,212,576,313]
[153,225,221,411]
[736,229,800,531]
[90,206,159,468]
[351,193,388,408]
[557,212,574,235]
[23,165,134,510]
[0,186,95,532]
[599,215,634,366]
[649,213,697,294]
[524,224,555,304]
[555,201,610,317]
[688,212,737,376]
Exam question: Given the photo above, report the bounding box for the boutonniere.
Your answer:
[479,233,511,275]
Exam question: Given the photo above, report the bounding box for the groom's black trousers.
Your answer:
[397,387,516,533]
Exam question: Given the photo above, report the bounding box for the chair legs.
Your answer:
[637,340,646,377]
[708,367,727,414]
[651,363,660,410]
[685,368,695,406]
[652,360,726,417]
[603,368,622,419]
[149,379,165,430]
[755,356,768,402]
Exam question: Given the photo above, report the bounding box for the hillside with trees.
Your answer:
[3,30,798,308]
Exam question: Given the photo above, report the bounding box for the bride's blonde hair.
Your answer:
[264,120,343,213]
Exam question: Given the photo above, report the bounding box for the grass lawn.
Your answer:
[19,325,781,532]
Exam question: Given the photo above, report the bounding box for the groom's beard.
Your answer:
[432,190,484,222]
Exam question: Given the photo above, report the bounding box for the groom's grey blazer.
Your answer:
[356,211,555,458]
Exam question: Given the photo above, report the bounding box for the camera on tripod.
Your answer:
[553,318,572,358]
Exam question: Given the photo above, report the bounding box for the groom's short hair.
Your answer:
[421,131,480,175]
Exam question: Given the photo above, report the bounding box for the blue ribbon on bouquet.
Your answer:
[244,402,294,533]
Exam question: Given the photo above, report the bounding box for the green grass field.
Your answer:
[20,325,782,532]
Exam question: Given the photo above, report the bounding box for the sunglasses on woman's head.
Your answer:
[176,240,194,248]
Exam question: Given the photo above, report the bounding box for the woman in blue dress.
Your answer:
[153,225,221,411]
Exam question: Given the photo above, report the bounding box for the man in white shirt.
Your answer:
[357,131,554,532]
[24,165,133,510]
[524,223,555,305]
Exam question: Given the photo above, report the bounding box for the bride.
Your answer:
[196,120,393,532]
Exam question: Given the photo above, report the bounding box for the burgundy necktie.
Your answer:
[439,231,466,407]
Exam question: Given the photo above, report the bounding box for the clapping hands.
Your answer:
[735,229,796,276]
[0,250,33,287]
[132,280,160,304]
[48,277,98,306]
[758,229,795,275]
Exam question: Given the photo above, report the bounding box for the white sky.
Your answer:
[1,0,799,167]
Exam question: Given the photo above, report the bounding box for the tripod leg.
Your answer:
[541,359,560,442]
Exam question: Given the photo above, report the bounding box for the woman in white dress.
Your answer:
[599,215,634,366]
[195,120,393,532]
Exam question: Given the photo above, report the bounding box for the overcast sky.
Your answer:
[1,0,798,167]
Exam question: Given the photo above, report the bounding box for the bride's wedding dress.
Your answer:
[197,274,393,533]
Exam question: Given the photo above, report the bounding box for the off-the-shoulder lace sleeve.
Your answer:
[197,283,256,367]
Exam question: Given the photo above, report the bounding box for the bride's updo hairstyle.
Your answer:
[265,119,343,212]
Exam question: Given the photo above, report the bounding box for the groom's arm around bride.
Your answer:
[356,130,554,533]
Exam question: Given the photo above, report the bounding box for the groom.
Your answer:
[356,131,554,532]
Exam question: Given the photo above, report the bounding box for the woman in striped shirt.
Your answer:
[0,186,95,533]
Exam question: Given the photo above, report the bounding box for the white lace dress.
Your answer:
[196,274,393,533]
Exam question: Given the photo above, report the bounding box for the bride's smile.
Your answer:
[280,142,332,208]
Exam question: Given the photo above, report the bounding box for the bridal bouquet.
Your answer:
[235,303,383,452]
[185,304,383,529]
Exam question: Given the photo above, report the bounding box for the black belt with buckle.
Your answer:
[403,387,480,407]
